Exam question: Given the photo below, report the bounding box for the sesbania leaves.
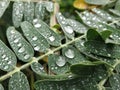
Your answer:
[21,21,50,52]
[35,78,98,90]
[0,0,10,18]
[9,72,30,90]
[0,40,17,71]
[48,54,69,74]
[33,19,61,46]
[92,8,115,21]
[31,62,47,75]
[77,11,105,29]
[115,0,120,11]
[67,19,88,34]
[44,1,54,12]
[12,2,24,27]
[56,13,75,39]
[85,0,112,5]
[24,2,34,23]
[70,61,105,75]
[7,27,34,62]
[84,40,120,58]
[0,84,4,90]
[109,74,120,90]
[35,2,46,20]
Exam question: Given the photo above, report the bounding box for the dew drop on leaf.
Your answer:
[49,36,55,42]
[56,56,66,67]
[65,49,75,59]
[64,26,74,34]
[18,47,25,53]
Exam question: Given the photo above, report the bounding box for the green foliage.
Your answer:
[1,0,120,90]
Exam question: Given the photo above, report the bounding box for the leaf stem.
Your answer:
[0,35,85,82]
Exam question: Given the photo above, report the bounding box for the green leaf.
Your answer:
[100,30,112,41]
[102,24,120,44]
[33,19,61,46]
[12,2,24,27]
[35,2,46,20]
[0,84,4,90]
[35,78,98,90]
[31,62,47,75]
[75,38,116,65]
[0,40,17,71]
[56,13,75,39]
[109,74,120,90]
[21,21,50,52]
[24,2,34,23]
[9,71,30,90]
[7,27,34,62]
[77,11,105,29]
[115,0,120,11]
[85,0,112,5]
[92,8,115,21]
[48,54,69,74]
[109,9,120,17]
[87,29,103,41]
[70,61,105,75]
[84,40,120,58]
[62,45,86,65]
[67,19,88,34]
[0,0,10,18]
[44,1,54,12]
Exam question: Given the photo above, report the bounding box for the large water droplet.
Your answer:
[65,49,75,59]
[56,56,66,67]
[18,47,25,53]
[64,26,74,34]
[34,23,41,28]
[49,36,55,42]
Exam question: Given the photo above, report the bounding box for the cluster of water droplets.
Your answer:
[9,29,31,60]
[80,11,105,29]
[92,8,113,21]
[33,19,56,43]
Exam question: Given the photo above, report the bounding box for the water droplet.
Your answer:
[107,54,111,57]
[8,61,12,64]
[65,49,75,59]
[56,56,66,67]
[24,54,30,59]
[11,30,15,34]
[14,38,19,43]
[32,36,38,41]
[4,66,8,70]
[34,46,40,51]
[18,47,25,53]
[2,54,6,59]
[49,36,55,42]
[4,57,8,61]
[55,67,58,69]
[34,23,41,28]
[64,26,74,34]
[17,43,22,47]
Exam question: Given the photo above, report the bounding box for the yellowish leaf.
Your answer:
[73,0,97,10]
